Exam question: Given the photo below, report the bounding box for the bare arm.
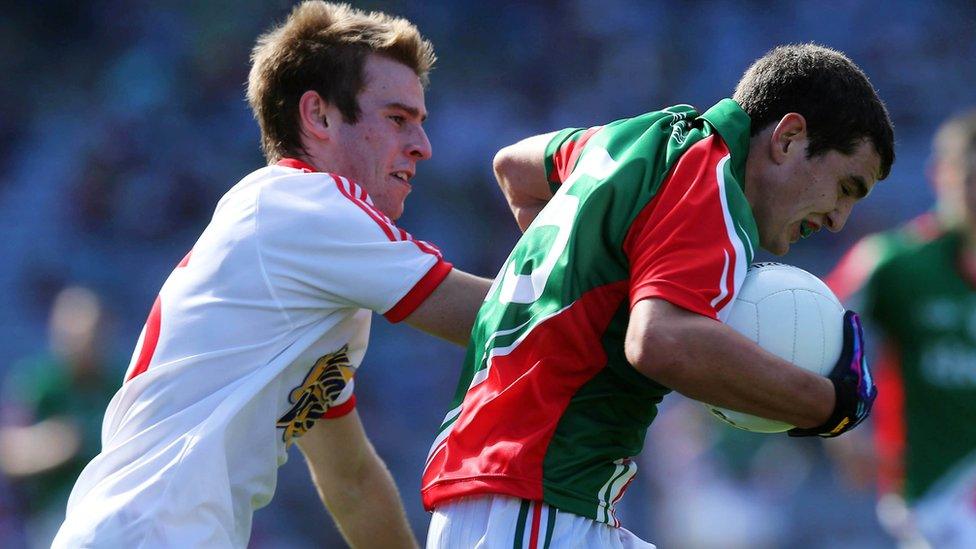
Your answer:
[403,269,492,346]
[297,411,417,549]
[625,298,834,428]
[493,132,559,232]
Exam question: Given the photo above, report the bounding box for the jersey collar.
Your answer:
[277,158,319,172]
[700,99,750,185]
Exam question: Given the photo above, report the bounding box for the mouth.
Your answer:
[390,170,413,190]
[799,220,821,239]
[789,220,821,244]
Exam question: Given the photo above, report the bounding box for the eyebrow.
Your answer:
[848,175,870,199]
[386,102,427,122]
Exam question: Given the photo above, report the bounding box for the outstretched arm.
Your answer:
[493,132,559,232]
[403,269,492,346]
[298,411,417,549]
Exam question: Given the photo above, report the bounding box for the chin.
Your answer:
[384,203,405,221]
[759,234,789,256]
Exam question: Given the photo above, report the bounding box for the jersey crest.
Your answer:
[277,345,355,444]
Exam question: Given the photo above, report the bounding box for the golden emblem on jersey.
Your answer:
[277,345,355,444]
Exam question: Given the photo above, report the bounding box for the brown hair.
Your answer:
[733,44,895,180]
[247,1,436,162]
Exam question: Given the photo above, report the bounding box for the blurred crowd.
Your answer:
[1,1,974,547]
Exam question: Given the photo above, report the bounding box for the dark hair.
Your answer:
[733,44,895,180]
[247,1,436,163]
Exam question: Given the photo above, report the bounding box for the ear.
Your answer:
[769,113,807,165]
[298,90,337,143]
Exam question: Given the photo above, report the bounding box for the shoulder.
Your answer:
[250,168,391,232]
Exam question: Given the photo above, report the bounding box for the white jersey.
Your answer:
[54,159,452,548]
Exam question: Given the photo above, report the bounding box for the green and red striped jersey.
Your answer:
[422,100,758,525]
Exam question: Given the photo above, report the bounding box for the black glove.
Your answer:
[789,310,877,438]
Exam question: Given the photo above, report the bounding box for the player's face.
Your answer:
[329,55,432,220]
[750,138,881,256]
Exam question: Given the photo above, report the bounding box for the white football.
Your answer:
[707,262,844,433]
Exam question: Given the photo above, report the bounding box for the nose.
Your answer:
[825,199,854,233]
[408,125,432,161]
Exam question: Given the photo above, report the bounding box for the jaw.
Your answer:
[758,227,790,256]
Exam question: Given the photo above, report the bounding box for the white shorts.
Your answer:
[427,495,655,549]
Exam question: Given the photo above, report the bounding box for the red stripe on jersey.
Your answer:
[414,239,444,258]
[321,395,357,419]
[177,249,193,268]
[421,281,628,510]
[384,260,454,323]
[874,342,906,496]
[623,135,738,320]
[276,158,317,172]
[609,469,636,527]
[333,176,399,242]
[549,127,603,184]
[127,250,193,382]
[127,296,161,381]
[334,177,447,259]
[825,239,877,303]
[529,502,543,549]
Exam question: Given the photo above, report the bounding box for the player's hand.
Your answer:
[789,310,877,438]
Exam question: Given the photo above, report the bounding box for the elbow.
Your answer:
[492,146,516,191]
[625,322,684,383]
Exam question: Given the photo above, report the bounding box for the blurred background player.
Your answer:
[422,44,889,548]
[52,3,497,547]
[826,110,976,548]
[0,286,119,547]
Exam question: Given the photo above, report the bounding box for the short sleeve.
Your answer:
[623,135,752,322]
[256,173,453,321]
[544,126,604,193]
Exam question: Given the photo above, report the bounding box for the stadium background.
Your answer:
[1,1,973,547]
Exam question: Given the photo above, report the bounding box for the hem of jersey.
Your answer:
[319,394,357,419]
[423,477,615,526]
[630,284,719,321]
[423,475,541,512]
[383,260,453,323]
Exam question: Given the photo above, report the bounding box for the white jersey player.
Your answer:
[55,160,449,547]
[54,3,495,547]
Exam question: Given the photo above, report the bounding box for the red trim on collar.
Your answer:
[277,158,319,172]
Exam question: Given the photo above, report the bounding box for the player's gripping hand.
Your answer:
[789,311,877,438]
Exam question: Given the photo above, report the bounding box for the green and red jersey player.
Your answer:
[423,101,758,525]
[424,99,883,544]
[424,44,891,547]
[828,221,976,546]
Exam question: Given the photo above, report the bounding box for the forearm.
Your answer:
[309,448,416,548]
[298,414,417,549]
[627,299,834,428]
